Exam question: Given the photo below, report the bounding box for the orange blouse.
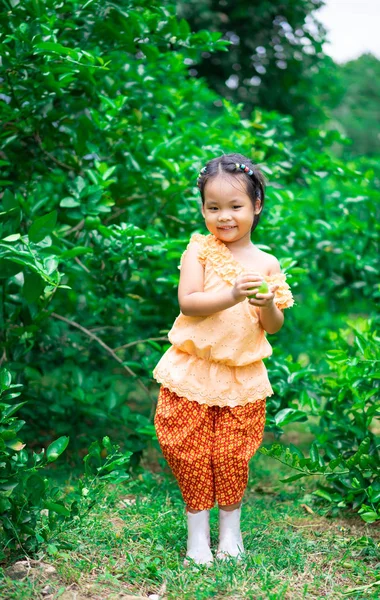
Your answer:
[152,233,295,407]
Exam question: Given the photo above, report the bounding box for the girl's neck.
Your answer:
[215,232,255,253]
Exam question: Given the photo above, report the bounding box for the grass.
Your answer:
[1,423,379,600]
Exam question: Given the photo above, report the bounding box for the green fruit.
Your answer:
[248,280,269,298]
[84,216,101,230]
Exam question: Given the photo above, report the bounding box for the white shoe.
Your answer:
[216,506,245,561]
[183,509,214,567]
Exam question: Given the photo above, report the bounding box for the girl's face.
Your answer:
[201,174,261,243]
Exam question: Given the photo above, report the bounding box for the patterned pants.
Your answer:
[154,386,266,511]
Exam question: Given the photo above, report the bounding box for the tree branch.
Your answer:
[114,336,168,351]
[74,256,91,273]
[34,133,77,172]
[63,220,85,236]
[48,311,155,405]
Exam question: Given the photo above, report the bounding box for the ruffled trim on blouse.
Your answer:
[178,233,208,269]
[264,273,294,310]
[178,232,294,310]
[154,378,273,408]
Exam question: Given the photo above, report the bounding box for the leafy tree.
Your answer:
[331,54,380,157]
[0,0,230,456]
[177,0,343,131]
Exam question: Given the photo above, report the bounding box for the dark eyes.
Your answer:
[208,206,242,210]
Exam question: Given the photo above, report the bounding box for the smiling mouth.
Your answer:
[218,226,236,230]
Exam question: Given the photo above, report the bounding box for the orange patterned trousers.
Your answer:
[154,386,266,511]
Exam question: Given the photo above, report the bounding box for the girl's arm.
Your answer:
[178,241,240,317]
[258,257,284,334]
[178,242,266,317]
[259,303,284,334]
[181,289,239,317]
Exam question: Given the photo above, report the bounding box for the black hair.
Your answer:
[197,153,266,234]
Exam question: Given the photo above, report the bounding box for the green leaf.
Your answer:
[0,369,12,390]
[2,234,21,242]
[102,436,114,453]
[47,544,59,555]
[329,456,343,470]
[178,18,190,37]
[34,42,79,60]
[0,497,11,512]
[102,166,117,181]
[29,211,57,243]
[274,408,307,426]
[358,510,379,523]
[1,392,21,401]
[354,335,365,355]
[309,442,320,464]
[26,474,46,503]
[0,479,19,493]
[146,340,163,351]
[312,489,333,502]
[46,436,69,462]
[43,500,70,517]
[2,190,18,211]
[288,444,305,459]
[44,257,59,275]
[60,246,93,259]
[23,271,45,302]
[1,429,17,441]
[1,402,27,419]
[5,438,25,451]
[60,197,81,208]
[0,259,22,279]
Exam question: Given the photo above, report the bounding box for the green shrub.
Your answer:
[0,367,68,556]
[261,321,380,523]
[0,367,133,560]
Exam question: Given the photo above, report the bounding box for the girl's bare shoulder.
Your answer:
[258,250,282,275]
[238,247,281,276]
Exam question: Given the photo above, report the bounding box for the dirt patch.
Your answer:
[4,558,166,600]
[282,551,372,600]
[277,513,380,539]
[5,559,58,582]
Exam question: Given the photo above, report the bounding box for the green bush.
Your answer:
[261,321,380,523]
[0,366,133,559]
[0,367,68,556]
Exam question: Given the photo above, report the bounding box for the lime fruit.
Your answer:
[84,216,101,230]
[248,280,269,298]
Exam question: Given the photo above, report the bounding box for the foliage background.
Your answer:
[0,0,379,560]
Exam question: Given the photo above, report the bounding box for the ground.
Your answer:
[2,423,379,600]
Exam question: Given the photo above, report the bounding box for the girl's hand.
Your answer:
[232,273,272,303]
[248,283,280,308]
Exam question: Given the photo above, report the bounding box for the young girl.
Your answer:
[152,153,294,566]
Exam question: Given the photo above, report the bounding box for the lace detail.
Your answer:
[153,368,273,408]
[202,235,244,284]
[264,273,295,310]
[178,233,208,269]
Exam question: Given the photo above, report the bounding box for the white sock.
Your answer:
[184,509,214,566]
[216,506,244,560]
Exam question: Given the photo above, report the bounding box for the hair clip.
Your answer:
[235,163,254,176]
[197,166,207,185]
